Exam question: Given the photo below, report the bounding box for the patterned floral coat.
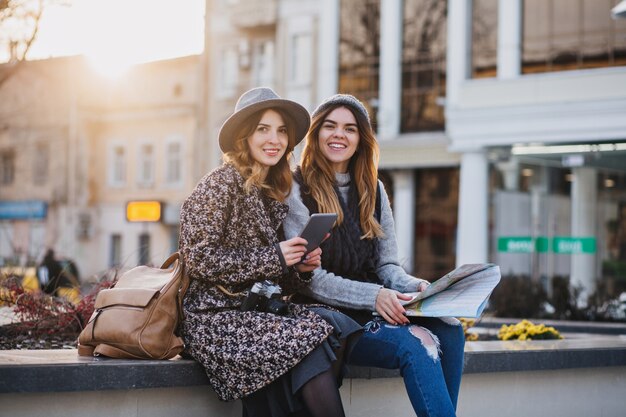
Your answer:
[179,163,333,402]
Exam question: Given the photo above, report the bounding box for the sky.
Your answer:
[23,0,205,75]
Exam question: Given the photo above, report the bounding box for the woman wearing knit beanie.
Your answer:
[284,94,465,417]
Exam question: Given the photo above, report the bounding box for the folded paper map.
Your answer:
[399,264,501,318]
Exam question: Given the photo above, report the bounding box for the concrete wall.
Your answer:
[457,367,626,417]
[2,366,625,417]
[0,386,240,417]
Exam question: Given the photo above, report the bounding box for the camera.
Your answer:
[240,280,289,316]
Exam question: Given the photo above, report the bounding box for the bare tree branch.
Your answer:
[20,0,44,61]
[0,0,61,89]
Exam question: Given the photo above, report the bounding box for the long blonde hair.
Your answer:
[300,105,383,239]
[223,108,295,202]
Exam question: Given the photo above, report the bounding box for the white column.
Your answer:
[391,170,415,273]
[316,0,340,103]
[497,0,522,79]
[456,150,489,266]
[446,0,473,108]
[530,166,548,286]
[378,0,403,140]
[571,167,597,304]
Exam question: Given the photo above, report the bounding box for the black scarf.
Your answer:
[293,167,381,284]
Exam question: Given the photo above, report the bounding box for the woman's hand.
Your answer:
[279,237,309,267]
[295,247,322,273]
[294,233,328,272]
[375,288,412,325]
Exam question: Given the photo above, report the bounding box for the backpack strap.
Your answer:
[161,252,190,323]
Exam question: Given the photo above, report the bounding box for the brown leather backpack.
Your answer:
[77,252,189,359]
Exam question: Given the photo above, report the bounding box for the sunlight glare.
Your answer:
[24,0,205,76]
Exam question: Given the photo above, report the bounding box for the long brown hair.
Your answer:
[223,108,295,202]
[300,105,383,239]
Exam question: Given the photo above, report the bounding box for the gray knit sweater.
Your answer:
[284,172,426,311]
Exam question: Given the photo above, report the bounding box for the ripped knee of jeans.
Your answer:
[408,325,441,361]
[439,317,462,326]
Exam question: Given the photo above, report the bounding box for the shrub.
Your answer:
[550,276,584,320]
[0,274,115,338]
[551,277,626,322]
[488,275,548,318]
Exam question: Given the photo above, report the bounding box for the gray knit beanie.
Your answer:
[311,94,371,127]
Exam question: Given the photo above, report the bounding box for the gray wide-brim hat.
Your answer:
[218,87,311,153]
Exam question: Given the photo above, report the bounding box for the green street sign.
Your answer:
[497,236,596,254]
[535,237,549,253]
[498,236,550,253]
[498,237,537,253]
[552,237,596,254]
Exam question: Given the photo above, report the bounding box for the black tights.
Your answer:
[300,337,349,417]
[300,369,345,417]
[241,369,345,417]
[242,338,351,417]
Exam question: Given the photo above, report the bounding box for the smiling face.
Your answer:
[317,106,360,173]
[246,109,289,170]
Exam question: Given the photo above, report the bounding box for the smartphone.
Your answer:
[299,213,338,254]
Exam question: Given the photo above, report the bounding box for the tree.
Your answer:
[0,0,66,88]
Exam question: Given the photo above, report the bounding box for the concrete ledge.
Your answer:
[2,337,626,417]
[1,337,625,393]
[0,351,209,393]
[349,337,626,378]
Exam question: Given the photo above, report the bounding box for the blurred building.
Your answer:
[203,0,626,300]
[81,56,203,272]
[202,0,461,282]
[1,0,625,299]
[0,58,77,268]
[0,56,203,276]
[447,0,626,301]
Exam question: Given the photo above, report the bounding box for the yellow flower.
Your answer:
[497,320,563,341]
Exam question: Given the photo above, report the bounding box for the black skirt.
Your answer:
[241,306,362,417]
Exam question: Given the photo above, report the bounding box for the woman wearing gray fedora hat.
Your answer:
[178,87,360,417]
[283,94,466,417]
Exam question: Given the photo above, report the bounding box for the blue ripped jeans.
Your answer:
[347,317,465,417]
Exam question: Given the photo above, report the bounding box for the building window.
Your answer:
[33,143,49,186]
[165,140,182,185]
[339,0,380,129]
[137,143,154,187]
[218,45,239,98]
[290,34,312,85]
[472,0,498,78]
[0,149,15,185]
[252,40,274,87]
[522,0,626,74]
[401,0,447,132]
[110,234,122,268]
[109,144,126,187]
[138,233,150,265]
[413,167,459,279]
